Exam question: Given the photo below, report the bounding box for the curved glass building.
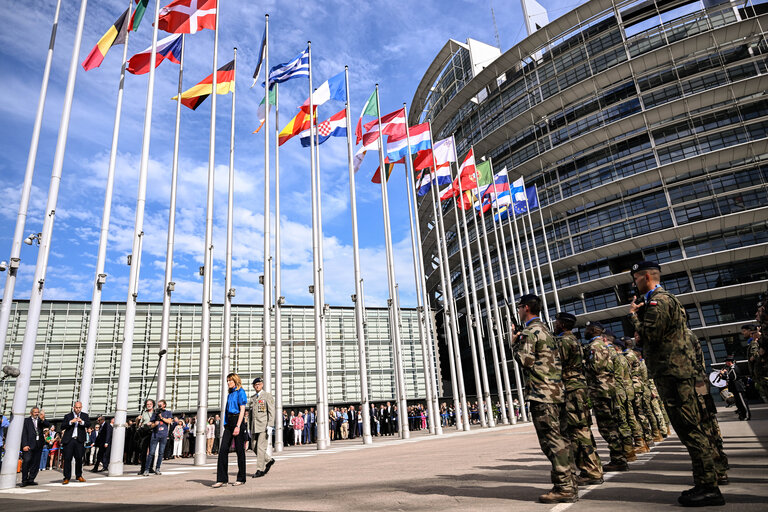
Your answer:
[411,0,768,383]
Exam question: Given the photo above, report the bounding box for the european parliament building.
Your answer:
[0,301,428,418]
[411,0,768,386]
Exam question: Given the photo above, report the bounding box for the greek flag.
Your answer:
[264,46,309,86]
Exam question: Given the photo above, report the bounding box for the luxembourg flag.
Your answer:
[386,122,431,161]
[127,33,182,75]
[300,109,347,147]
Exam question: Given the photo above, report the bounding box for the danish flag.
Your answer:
[158,0,217,34]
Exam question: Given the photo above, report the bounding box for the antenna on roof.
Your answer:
[490,1,501,48]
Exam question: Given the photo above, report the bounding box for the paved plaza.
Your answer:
[1,405,766,511]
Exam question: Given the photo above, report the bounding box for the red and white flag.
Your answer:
[158,0,217,34]
[363,108,406,139]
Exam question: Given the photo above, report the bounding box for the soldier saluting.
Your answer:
[628,261,724,507]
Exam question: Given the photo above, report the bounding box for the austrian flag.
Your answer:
[158,0,217,34]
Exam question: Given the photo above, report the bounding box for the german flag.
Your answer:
[174,60,235,111]
[82,9,130,71]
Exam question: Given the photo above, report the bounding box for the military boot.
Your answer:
[624,440,637,461]
[539,488,578,504]
[653,432,664,443]
[635,439,650,454]
[677,486,725,507]
[603,460,629,472]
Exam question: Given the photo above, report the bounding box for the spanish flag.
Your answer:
[174,60,235,110]
[82,9,130,71]
[278,109,313,146]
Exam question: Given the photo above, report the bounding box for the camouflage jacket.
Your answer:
[630,287,696,379]
[559,331,588,392]
[584,336,616,399]
[624,349,645,394]
[687,328,709,395]
[613,350,635,400]
[515,318,564,404]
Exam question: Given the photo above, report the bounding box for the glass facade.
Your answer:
[0,301,429,419]
[412,0,768,390]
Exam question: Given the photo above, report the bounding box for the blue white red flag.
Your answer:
[127,33,182,75]
[301,71,345,111]
[300,109,347,147]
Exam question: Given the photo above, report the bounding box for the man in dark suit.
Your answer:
[92,416,112,472]
[61,401,90,484]
[20,407,51,486]
[348,406,357,439]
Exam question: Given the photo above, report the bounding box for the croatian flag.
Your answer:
[127,33,182,75]
[300,109,347,147]
[387,122,431,161]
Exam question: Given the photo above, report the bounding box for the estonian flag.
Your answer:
[82,8,130,71]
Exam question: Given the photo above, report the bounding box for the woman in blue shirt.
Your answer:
[213,373,248,487]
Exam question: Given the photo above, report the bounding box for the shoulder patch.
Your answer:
[649,301,657,306]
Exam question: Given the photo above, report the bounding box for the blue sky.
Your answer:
[0,0,576,308]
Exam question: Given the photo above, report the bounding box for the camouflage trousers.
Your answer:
[564,388,602,480]
[591,396,626,464]
[530,401,575,492]
[696,392,729,477]
[655,376,717,487]
[753,374,768,403]
[631,395,653,442]
[658,396,671,433]
[615,394,640,443]
[642,391,664,436]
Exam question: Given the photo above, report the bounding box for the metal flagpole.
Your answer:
[80,0,134,412]
[517,201,539,296]
[426,183,462,430]
[453,156,509,425]
[373,88,409,438]
[449,183,489,428]
[402,112,437,435]
[108,0,162,477]
[511,204,534,294]
[194,1,221,466]
[222,47,237,433]
[262,16,273,396]
[314,101,330,444]
[159,34,185,402]
[0,0,88,490]
[346,68,373,444]
[273,81,284,452]
[487,175,526,424]
[308,42,329,450]
[410,169,441,431]
[501,193,527,295]
[0,0,62,360]
[535,185,561,312]
[430,167,468,430]
[520,178,549,320]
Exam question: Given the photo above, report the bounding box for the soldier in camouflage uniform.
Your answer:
[622,337,657,445]
[687,328,729,485]
[582,322,627,472]
[628,261,724,507]
[649,377,670,435]
[632,344,667,438]
[744,324,768,403]
[613,337,651,454]
[512,295,576,504]
[605,332,639,461]
[555,312,603,486]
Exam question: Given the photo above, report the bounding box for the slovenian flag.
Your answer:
[300,109,346,147]
[127,33,183,75]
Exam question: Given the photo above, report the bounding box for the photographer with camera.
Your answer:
[141,399,172,476]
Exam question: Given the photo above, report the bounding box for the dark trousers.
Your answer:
[145,435,168,472]
[733,390,750,420]
[21,448,43,483]
[93,445,110,470]
[136,430,151,469]
[62,441,85,480]
[216,423,246,483]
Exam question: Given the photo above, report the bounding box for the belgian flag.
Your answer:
[82,8,130,71]
[174,60,235,111]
